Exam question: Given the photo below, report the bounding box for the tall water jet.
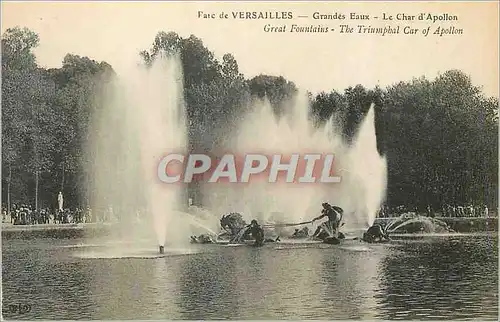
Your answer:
[202,91,387,233]
[126,53,188,248]
[344,107,387,228]
[88,53,189,251]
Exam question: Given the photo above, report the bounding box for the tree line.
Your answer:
[2,27,498,213]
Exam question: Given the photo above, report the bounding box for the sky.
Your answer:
[2,1,499,97]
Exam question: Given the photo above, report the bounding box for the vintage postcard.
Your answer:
[1,0,498,320]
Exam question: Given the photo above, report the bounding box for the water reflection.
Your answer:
[260,247,325,319]
[88,253,183,319]
[376,237,498,320]
[233,246,326,319]
[2,235,498,320]
[177,248,239,319]
[319,245,387,319]
[234,248,267,318]
[2,240,95,320]
[151,256,183,319]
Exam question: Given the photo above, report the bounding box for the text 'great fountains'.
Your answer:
[202,92,387,232]
[89,52,189,252]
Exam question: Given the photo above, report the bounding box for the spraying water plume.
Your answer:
[342,107,388,228]
[88,52,189,251]
[202,91,387,233]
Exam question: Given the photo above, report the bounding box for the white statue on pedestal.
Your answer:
[58,192,64,212]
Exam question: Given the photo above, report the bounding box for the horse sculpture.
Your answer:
[219,212,248,238]
[362,224,391,243]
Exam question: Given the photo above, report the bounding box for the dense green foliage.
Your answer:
[2,28,498,211]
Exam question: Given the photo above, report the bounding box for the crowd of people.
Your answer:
[1,202,494,226]
[377,204,491,218]
[1,204,122,225]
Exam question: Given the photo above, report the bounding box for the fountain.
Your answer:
[87,54,387,247]
[385,213,454,234]
[88,52,190,254]
[345,106,388,228]
[202,92,387,234]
